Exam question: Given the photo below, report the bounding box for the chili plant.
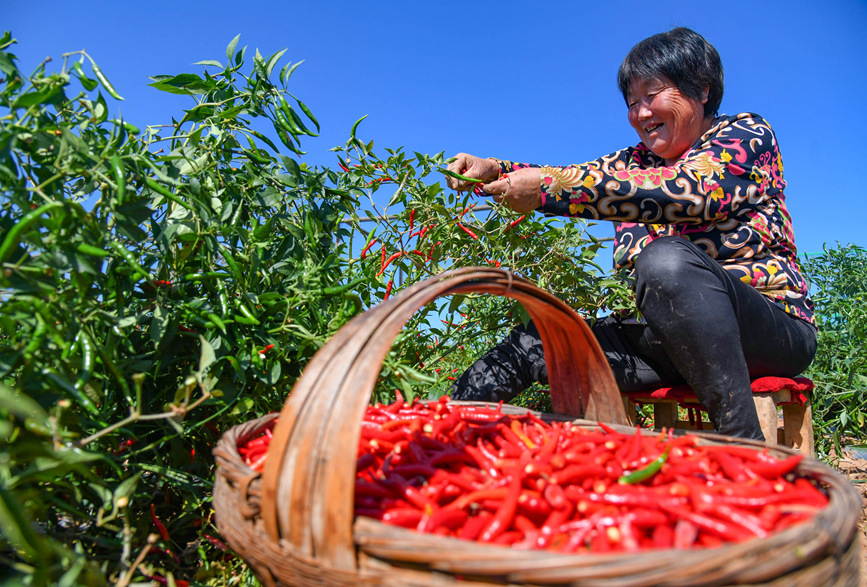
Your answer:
[800,243,867,457]
[0,32,369,585]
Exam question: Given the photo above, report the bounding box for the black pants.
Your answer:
[451,237,817,440]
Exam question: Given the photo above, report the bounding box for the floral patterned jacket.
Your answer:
[496,112,815,325]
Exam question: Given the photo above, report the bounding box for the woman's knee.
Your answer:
[634,237,704,284]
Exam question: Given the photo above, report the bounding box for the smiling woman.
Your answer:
[444,27,818,441]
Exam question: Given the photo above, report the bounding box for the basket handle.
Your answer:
[259,268,626,572]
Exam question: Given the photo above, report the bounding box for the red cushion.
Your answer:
[623,376,813,406]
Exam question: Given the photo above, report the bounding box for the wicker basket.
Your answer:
[213,268,862,586]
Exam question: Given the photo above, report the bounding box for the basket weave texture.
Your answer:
[213,268,862,586]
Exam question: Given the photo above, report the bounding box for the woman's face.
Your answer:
[627,77,710,166]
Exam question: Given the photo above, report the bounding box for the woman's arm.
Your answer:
[533,113,785,226]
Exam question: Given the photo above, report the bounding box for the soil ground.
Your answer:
[834,452,866,586]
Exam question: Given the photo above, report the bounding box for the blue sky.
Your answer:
[6,0,866,257]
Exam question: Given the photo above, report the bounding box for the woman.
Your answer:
[445,27,816,440]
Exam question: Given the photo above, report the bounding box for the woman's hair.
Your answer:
[617,27,724,117]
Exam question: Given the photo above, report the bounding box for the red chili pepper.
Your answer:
[505,214,526,233]
[509,420,536,449]
[479,474,522,542]
[409,209,415,230]
[354,398,827,552]
[458,511,492,541]
[360,238,378,259]
[339,163,350,172]
[383,279,394,300]
[427,240,441,260]
[150,504,170,542]
[381,508,424,528]
[743,453,804,479]
[202,533,231,552]
[377,252,402,277]
[456,223,478,240]
[659,501,753,542]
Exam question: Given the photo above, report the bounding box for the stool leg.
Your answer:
[621,397,637,427]
[753,393,778,446]
[782,400,814,457]
[654,402,678,430]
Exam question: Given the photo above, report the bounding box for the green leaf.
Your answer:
[448,294,465,315]
[198,335,216,374]
[194,59,223,68]
[0,383,48,421]
[226,34,241,62]
[148,73,215,96]
[0,46,20,78]
[112,472,142,508]
[264,48,288,78]
[280,60,304,84]
[15,84,63,108]
[0,488,43,560]
[71,61,98,91]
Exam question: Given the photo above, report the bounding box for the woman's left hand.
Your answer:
[483,167,542,213]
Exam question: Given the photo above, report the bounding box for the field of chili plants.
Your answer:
[0,32,635,585]
[0,31,864,585]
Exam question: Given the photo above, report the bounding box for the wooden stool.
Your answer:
[621,376,815,456]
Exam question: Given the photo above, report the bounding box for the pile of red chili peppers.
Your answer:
[237,395,828,553]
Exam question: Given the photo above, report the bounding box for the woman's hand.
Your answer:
[484,167,542,213]
[445,153,499,191]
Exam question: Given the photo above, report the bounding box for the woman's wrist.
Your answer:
[485,157,502,182]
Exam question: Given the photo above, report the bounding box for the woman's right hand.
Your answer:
[445,153,500,191]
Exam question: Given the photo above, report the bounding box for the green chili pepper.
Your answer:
[285,101,318,137]
[250,129,280,153]
[24,316,47,355]
[110,155,126,204]
[273,123,304,156]
[320,276,364,297]
[183,272,231,282]
[92,62,124,100]
[350,114,368,141]
[232,312,259,326]
[243,147,270,165]
[73,329,95,389]
[294,97,320,133]
[183,311,216,330]
[439,168,485,184]
[61,333,80,361]
[220,246,243,284]
[618,445,671,485]
[216,280,230,317]
[143,177,194,211]
[235,299,260,325]
[108,240,151,283]
[76,243,110,257]
[0,201,63,264]
[207,312,227,333]
[277,96,303,133]
[274,100,298,137]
